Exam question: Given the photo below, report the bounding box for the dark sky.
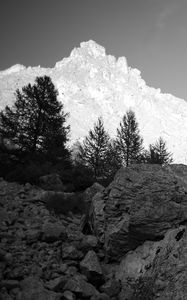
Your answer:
[1,0,187,99]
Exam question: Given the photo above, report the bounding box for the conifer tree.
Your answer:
[147,137,173,165]
[0,76,70,162]
[116,109,143,166]
[77,117,111,179]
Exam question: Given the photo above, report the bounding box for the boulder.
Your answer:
[64,274,98,298]
[116,240,160,284]
[91,164,187,260]
[132,226,187,300]
[99,279,121,297]
[80,250,104,285]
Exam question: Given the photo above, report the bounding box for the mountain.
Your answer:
[0,40,187,163]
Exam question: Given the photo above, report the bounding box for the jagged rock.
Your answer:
[81,183,105,234]
[91,164,187,260]
[132,226,187,300]
[64,274,98,298]
[89,191,106,242]
[80,250,104,285]
[116,240,160,284]
[83,183,104,206]
[42,222,67,242]
[17,276,62,300]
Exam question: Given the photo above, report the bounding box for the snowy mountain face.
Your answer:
[0,40,187,163]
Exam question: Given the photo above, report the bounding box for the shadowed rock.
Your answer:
[80,250,104,286]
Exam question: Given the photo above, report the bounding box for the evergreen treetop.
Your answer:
[116,109,143,166]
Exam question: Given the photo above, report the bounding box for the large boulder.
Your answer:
[90,164,187,260]
[132,226,187,300]
[116,240,160,284]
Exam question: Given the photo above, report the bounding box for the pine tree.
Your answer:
[147,137,173,165]
[0,76,70,161]
[77,117,111,179]
[116,110,143,166]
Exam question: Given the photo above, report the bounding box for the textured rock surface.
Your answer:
[116,240,160,283]
[0,178,119,299]
[2,164,187,299]
[80,250,103,285]
[132,227,187,300]
[91,164,187,260]
[1,40,187,163]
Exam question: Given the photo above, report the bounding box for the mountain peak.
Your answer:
[79,40,106,57]
[0,42,187,163]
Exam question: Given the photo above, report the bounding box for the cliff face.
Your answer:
[1,40,187,163]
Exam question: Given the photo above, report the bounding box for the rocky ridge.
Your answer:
[1,40,187,163]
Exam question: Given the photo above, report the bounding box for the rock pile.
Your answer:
[0,178,120,300]
[1,163,187,300]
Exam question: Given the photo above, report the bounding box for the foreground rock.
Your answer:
[91,164,187,260]
[80,250,104,285]
[2,164,187,299]
[131,226,187,300]
[0,179,117,299]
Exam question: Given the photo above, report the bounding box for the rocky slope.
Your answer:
[0,41,187,163]
[1,164,187,299]
[0,179,121,300]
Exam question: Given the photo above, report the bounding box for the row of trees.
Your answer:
[76,110,173,181]
[0,75,173,187]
